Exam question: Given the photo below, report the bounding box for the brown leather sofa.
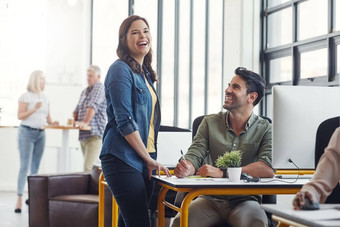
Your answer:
[28,166,112,227]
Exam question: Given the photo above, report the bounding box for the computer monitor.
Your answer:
[272,85,340,169]
[156,131,192,167]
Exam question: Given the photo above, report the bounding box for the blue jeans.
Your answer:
[101,154,155,227]
[17,125,46,196]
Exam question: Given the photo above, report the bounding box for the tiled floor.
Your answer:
[0,190,293,227]
[0,192,28,227]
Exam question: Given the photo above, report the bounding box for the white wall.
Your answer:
[0,0,91,191]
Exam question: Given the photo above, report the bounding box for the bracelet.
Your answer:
[220,168,227,178]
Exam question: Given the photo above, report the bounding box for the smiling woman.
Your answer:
[100,15,171,227]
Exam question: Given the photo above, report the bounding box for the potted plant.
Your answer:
[215,150,242,182]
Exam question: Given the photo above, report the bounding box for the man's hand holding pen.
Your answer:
[174,150,193,178]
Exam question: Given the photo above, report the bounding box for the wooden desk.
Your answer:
[0,126,18,128]
[153,176,310,227]
[44,125,91,172]
[261,204,340,227]
[276,170,315,175]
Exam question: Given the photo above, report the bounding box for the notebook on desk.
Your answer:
[275,174,314,180]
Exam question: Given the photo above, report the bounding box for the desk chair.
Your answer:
[315,116,340,203]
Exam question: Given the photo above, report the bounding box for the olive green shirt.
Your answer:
[186,111,272,170]
[185,111,272,203]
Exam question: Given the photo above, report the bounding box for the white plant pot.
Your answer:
[228,167,242,182]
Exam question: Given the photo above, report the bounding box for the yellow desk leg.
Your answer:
[180,191,199,227]
[112,196,118,227]
[158,186,170,227]
[98,172,105,227]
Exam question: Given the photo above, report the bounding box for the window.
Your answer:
[268,0,290,8]
[269,56,292,83]
[207,0,223,115]
[160,0,175,126]
[298,0,327,41]
[300,48,327,79]
[267,7,292,48]
[261,0,339,115]
[191,0,206,121]
[336,0,340,31]
[177,0,191,128]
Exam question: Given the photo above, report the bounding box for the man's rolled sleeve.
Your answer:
[88,101,99,112]
[257,125,273,168]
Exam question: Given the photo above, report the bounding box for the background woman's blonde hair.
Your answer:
[27,70,45,93]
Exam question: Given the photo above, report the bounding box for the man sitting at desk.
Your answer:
[173,67,274,227]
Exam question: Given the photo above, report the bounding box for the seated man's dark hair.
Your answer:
[234,67,266,106]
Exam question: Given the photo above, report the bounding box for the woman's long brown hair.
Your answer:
[116,15,157,82]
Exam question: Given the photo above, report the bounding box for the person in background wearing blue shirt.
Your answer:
[100,15,171,227]
[73,65,107,171]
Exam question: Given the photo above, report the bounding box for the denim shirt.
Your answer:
[100,59,161,173]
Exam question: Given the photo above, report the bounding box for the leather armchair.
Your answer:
[28,166,112,227]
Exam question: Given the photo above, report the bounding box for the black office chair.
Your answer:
[192,115,205,140]
[314,116,340,204]
[191,115,276,204]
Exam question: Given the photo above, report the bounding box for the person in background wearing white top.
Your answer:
[14,70,58,213]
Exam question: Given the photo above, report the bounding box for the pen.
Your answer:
[180,149,186,162]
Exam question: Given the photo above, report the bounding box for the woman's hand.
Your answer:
[34,101,42,111]
[146,158,171,180]
[51,121,59,126]
[292,190,316,210]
